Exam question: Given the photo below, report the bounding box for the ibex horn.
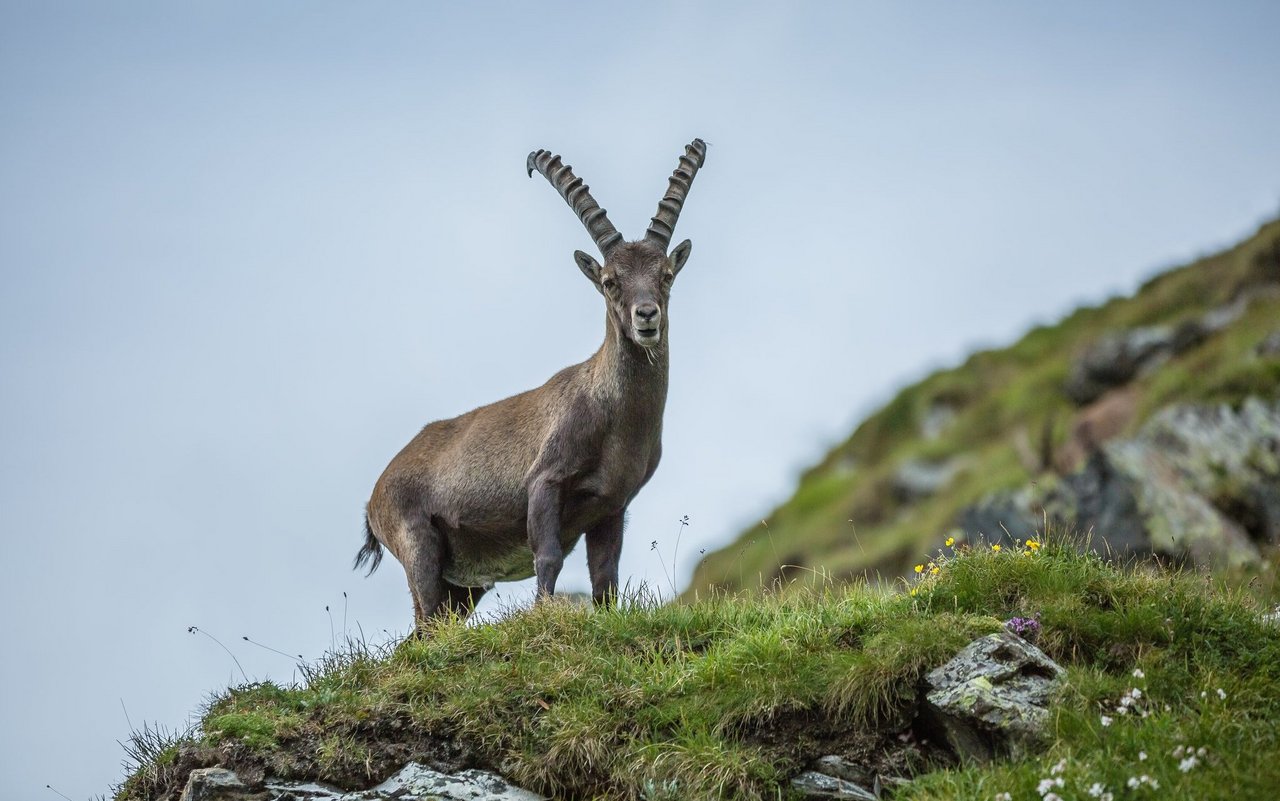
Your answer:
[527,149,624,256]
[644,138,707,252]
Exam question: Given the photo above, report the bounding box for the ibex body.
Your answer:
[357,140,707,629]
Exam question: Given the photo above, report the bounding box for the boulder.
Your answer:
[955,398,1280,568]
[923,632,1065,763]
[1065,325,1180,405]
[180,769,262,801]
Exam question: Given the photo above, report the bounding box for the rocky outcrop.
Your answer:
[955,398,1280,567]
[922,632,1065,763]
[178,764,544,801]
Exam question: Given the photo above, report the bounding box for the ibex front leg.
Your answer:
[526,475,565,598]
[586,510,624,607]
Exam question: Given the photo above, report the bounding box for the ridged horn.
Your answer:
[527,149,624,256]
[644,138,707,251]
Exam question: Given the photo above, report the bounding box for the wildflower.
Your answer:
[1179,756,1199,772]
[1026,538,1041,550]
[1132,668,1145,679]
[946,536,955,547]
[930,566,940,575]
[914,564,924,573]
[909,588,918,597]
[1100,715,1113,727]
[995,794,1012,801]
[1044,794,1063,801]
[1196,746,1207,757]
[1172,745,1185,758]
[1087,783,1107,798]
[992,544,1002,552]
[1138,751,1147,761]
[1216,687,1226,700]
[1050,758,1067,775]
[1037,777,1064,795]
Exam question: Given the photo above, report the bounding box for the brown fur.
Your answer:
[357,144,704,631]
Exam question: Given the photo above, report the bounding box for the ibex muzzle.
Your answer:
[356,140,708,631]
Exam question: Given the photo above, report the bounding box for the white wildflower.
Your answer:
[1197,746,1207,757]
[1217,687,1226,700]
[1087,782,1107,797]
[1180,756,1200,772]
[995,793,1012,801]
[1131,687,1142,699]
[1051,758,1067,775]
[1173,745,1185,757]
[1100,714,1113,727]
[1044,794,1063,801]
[1037,777,1064,795]
[1139,750,1147,761]
[1132,668,1145,678]
[1102,794,1113,801]
[1127,777,1140,789]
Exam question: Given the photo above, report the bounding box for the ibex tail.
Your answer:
[353,512,384,575]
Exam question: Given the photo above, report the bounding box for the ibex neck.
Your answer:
[590,315,669,405]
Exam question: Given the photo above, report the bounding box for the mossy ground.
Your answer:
[688,219,1280,598]
[118,542,1280,800]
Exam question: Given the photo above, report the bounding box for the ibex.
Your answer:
[356,139,708,629]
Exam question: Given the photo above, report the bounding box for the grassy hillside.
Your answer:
[688,219,1280,597]
[119,542,1280,800]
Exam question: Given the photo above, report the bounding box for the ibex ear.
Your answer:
[574,250,604,293]
[670,239,692,277]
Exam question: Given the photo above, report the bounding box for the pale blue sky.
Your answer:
[2,2,1278,797]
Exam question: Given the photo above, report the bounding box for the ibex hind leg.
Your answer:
[400,512,447,637]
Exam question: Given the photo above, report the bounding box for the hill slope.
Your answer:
[688,219,1280,597]
[119,545,1280,800]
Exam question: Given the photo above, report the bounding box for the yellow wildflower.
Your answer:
[914,564,924,573]
[945,537,955,547]
[909,588,918,596]
[1026,539,1041,550]
[992,544,1002,552]
[930,566,940,575]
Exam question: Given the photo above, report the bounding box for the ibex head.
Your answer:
[528,139,707,349]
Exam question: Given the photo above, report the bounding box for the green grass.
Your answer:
[689,218,1280,600]
[118,544,1280,801]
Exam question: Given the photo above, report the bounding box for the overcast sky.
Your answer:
[2,2,1278,797]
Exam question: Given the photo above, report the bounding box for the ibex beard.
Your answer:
[356,139,708,633]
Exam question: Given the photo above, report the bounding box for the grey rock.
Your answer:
[892,458,963,503]
[811,755,873,786]
[1065,325,1179,405]
[953,487,1042,546]
[955,398,1280,568]
[1257,330,1280,358]
[181,768,262,801]
[790,770,878,801]
[920,402,958,441]
[924,631,1065,763]
[184,763,545,801]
